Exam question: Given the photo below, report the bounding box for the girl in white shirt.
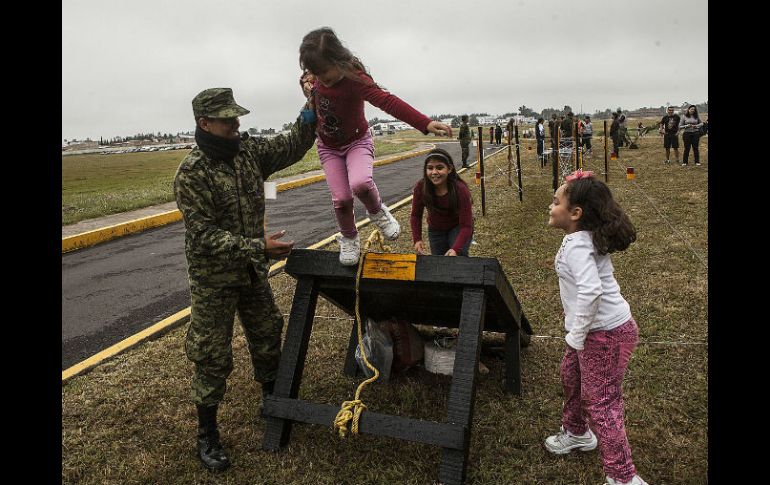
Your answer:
[544,170,648,485]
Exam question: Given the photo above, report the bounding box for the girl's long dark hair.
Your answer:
[686,105,700,120]
[418,148,468,215]
[564,177,636,254]
[299,27,374,86]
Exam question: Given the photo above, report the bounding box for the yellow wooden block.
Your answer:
[362,253,417,281]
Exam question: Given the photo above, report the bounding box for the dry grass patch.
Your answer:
[62,138,419,225]
[62,134,707,484]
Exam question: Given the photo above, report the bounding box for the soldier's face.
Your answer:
[202,117,240,140]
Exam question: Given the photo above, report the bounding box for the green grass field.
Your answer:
[61,131,707,484]
[61,136,420,226]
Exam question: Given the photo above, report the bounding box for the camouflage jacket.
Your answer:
[458,122,471,143]
[174,112,316,287]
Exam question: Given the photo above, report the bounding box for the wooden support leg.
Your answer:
[504,325,522,395]
[263,276,319,451]
[438,287,486,485]
[343,319,362,377]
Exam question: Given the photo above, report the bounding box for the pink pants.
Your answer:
[561,319,639,483]
[316,133,381,239]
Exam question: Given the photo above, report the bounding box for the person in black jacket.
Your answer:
[549,113,559,156]
[659,106,681,164]
[536,117,546,166]
[610,112,620,158]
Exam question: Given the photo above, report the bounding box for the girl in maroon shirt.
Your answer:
[410,149,474,256]
[299,27,452,266]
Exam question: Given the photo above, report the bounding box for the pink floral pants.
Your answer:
[561,319,639,483]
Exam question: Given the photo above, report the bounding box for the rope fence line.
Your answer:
[273,313,708,348]
[609,157,708,270]
[275,315,706,347]
[267,144,706,354]
[280,313,353,322]
[530,334,707,346]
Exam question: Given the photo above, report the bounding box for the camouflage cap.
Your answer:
[192,88,250,118]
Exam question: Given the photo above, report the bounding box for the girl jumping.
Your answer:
[545,170,648,485]
[299,27,452,265]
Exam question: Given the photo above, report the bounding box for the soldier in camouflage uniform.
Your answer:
[174,87,316,472]
[458,114,471,169]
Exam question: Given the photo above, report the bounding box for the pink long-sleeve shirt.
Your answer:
[313,71,432,149]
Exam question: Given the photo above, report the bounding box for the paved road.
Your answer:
[62,141,500,369]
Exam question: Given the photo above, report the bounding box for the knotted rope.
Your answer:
[333,229,392,438]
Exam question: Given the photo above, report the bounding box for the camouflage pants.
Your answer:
[186,281,283,406]
[460,142,470,164]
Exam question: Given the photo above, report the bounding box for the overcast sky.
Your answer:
[62,0,707,141]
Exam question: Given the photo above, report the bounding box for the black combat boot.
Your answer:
[196,404,230,472]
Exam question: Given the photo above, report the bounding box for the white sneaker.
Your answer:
[370,204,400,240]
[544,426,598,455]
[336,234,360,266]
[604,475,649,485]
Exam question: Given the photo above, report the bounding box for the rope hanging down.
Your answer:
[333,229,392,438]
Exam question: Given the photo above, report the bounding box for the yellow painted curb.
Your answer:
[62,146,436,253]
[62,192,427,383]
[373,145,434,168]
[275,173,327,192]
[62,210,183,253]
[61,144,446,381]
[62,307,191,383]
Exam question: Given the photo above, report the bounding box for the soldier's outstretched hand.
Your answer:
[427,121,452,138]
[265,230,295,260]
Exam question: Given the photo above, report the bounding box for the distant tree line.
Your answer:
[97,132,180,145]
[78,100,708,146]
[364,101,707,128]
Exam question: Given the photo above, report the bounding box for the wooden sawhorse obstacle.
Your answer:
[262,249,534,485]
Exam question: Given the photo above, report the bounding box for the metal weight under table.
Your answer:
[261,249,533,485]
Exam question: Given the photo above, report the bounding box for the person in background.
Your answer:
[549,113,559,157]
[610,112,620,158]
[659,106,680,165]
[458,114,472,169]
[618,114,630,147]
[536,117,546,167]
[679,105,704,166]
[581,116,593,155]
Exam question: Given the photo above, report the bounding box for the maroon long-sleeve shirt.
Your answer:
[313,71,433,149]
[410,180,474,253]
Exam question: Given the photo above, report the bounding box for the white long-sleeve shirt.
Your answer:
[555,231,632,350]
